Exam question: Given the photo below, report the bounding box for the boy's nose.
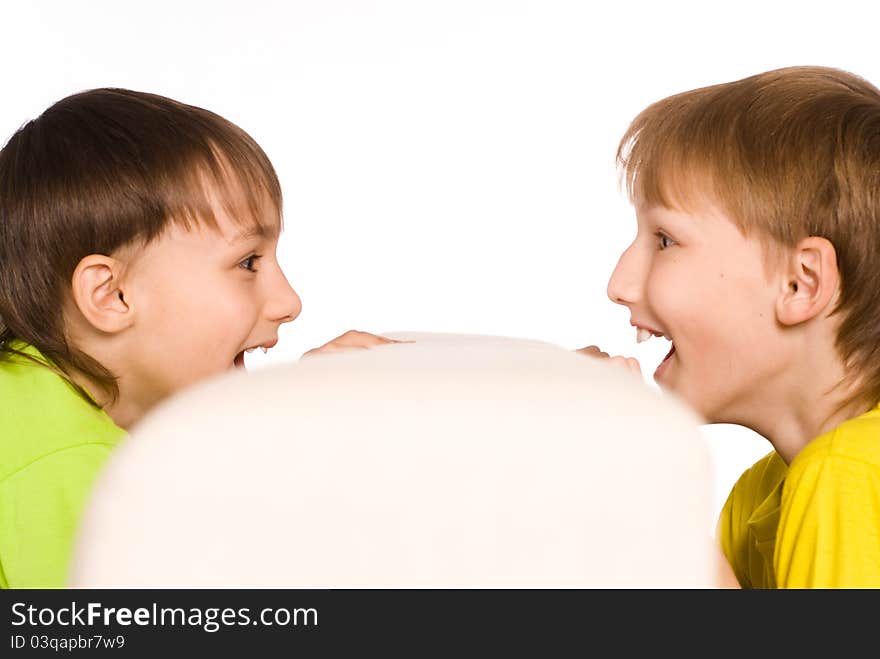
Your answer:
[267,267,302,323]
[606,246,642,307]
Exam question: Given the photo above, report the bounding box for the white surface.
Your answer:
[3,0,845,523]
[71,333,715,588]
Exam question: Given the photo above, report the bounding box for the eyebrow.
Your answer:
[643,206,691,227]
[227,224,280,245]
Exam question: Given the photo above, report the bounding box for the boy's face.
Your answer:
[607,199,787,423]
[120,197,302,408]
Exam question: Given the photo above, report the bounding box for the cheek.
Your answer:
[646,264,744,349]
[643,263,714,327]
[197,295,256,343]
[161,287,255,352]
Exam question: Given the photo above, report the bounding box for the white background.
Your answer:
[3,0,877,521]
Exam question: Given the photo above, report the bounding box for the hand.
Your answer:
[301,330,408,359]
[575,345,642,378]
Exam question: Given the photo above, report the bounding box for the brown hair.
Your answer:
[617,66,880,417]
[0,88,283,406]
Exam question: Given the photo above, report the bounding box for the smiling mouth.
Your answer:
[653,342,677,381]
[633,324,675,368]
[233,351,246,370]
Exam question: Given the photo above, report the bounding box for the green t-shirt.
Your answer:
[0,342,125,588]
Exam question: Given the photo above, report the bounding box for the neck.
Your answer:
[62,309,154,431]
[725,345,870,465]
[748,387,869,465]
[68,369,149,431]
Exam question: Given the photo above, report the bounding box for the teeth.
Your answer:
[636,328,652,343]
[246,348,256,354]
[260,346,268,354]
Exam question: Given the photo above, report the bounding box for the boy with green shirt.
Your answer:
[0,88,392,588]
[0,343,124,588]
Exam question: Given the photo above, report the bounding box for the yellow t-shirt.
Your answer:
[718,402,880,588]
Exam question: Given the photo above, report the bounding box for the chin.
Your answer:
[664,382,705,417]
[685,395,726,425]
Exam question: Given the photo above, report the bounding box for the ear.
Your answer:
[775,237,840,327]
[70,255,133,333]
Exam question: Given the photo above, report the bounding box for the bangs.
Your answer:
[156,139,283,241]
[616,84,738,219]
[615,83,774,245]
[618,138,719,215]
[617,121,791,277]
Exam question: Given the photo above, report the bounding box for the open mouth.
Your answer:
[634,325,674,356]
[232,340,277,371]
[233,351,246,370]
[653,342,676,381]
[634,324,675,380]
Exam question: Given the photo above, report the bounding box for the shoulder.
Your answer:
[774,405,880,587]
[718,450,784,538]
[728,450,787,507]
[0,344,125,483]
[717,450,785,588]
[781,403,880,512]
[0,442,118,491]
[788,403,880,482]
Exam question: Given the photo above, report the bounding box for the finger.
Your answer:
[300,346,326,359]
[575,346,610,359]
[301,330,411,359]
[334,330,402,348]
[306,331,378,352]
[575,348,610,359]
[610,355,642,376]
[300,344,369,359]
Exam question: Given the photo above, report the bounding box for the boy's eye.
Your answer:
[239,254,262,272]
[655,231,677,250]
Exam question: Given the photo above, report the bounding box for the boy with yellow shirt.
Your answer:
[0,88,393,588]
[581,66,880,588]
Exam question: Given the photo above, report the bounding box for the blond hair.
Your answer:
[617,66,880,415]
